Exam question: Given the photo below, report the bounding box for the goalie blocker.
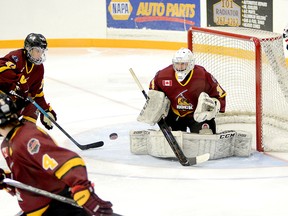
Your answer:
[130,130,252,160]
[137,90,170,125]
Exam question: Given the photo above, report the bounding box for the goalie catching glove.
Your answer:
[137,90,170,125]
[71,182,113,216]
[193,92,220,123]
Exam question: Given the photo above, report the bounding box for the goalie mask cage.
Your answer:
[188,27,288,152]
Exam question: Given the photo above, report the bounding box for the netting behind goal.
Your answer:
[188,27,288,152]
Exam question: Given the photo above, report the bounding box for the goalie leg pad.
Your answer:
[147,130,183,158]
[183,130,252,159]
[233,130,252,157]
[130,130,183,157]
[129,130,149,154]
[183,131,235,159]
[130,130,252,160]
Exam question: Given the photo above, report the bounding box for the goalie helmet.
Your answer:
[24,33,48,65]
[172,48,195,82]
[0,92,18,126]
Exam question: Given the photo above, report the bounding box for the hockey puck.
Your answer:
[109,133,118,140]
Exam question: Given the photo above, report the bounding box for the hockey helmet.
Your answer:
[172,48,195,82]
[0,92,18,126]
[24,33,48,65]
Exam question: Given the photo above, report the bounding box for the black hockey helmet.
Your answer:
[0,92,18,126]
[24,33,48,65]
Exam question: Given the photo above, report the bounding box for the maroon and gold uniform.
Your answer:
[1,121,90,215]
[0,49,50,122]
[149,64,226,133]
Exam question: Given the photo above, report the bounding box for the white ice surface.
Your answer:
[1,48,288,216]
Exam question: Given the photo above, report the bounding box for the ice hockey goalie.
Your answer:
[130,90,252,160]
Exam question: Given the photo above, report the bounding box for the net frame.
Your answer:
[187,26,288,152]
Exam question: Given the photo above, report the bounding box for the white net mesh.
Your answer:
[188,27,288,152]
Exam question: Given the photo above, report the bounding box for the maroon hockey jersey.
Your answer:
[149,64,226,117]
[0,49,50,120]
[1,121,89,214]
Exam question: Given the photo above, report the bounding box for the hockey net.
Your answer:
[188,27,288,152]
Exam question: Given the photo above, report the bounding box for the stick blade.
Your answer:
[78,141,104,150]
[187,153,210,166]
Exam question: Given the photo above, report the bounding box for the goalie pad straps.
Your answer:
[194,92,220,123]
[137,90,171,125]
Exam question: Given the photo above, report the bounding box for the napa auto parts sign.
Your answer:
[107,0,201,31]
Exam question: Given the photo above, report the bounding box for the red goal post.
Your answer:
[187,26,288,152]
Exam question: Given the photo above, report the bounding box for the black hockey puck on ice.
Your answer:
[109,133,118,140]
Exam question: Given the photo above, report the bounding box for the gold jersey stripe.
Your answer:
[27,205,49,216]
[55,157,86,179]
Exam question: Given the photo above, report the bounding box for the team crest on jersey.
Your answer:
[1,147,9,158]
[162,80,172,86]
[27,138,40,155]
[176,97,193,110]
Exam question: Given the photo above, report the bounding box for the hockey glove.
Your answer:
[40,105,57,130]
[71,183,113,216]
[137,90,170,125]
[0,168,16,196]
[194,92,220,123]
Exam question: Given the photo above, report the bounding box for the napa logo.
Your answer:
[108,0,133,20]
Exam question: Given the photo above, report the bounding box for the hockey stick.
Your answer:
[3,178,122,216]
[3,178,80,207]
[9,91,104,150]
[129,68,210,166]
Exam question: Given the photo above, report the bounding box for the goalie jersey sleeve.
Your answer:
[0,121,90,214]
[149,64,226,117]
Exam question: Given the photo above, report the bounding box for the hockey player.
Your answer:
[138,48,226,134]
[0,92,113,215]
[0,33,57,130]
[132,49,254,160]
[284,23,288,50]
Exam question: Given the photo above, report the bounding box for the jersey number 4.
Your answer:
[42,154,58,170]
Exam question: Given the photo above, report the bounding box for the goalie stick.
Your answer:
[3,178,122,216]
[9,91,104,150]
[129,68,210,166]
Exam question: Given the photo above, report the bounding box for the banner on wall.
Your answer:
[207,0,272,31]
[106,0,200,31]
